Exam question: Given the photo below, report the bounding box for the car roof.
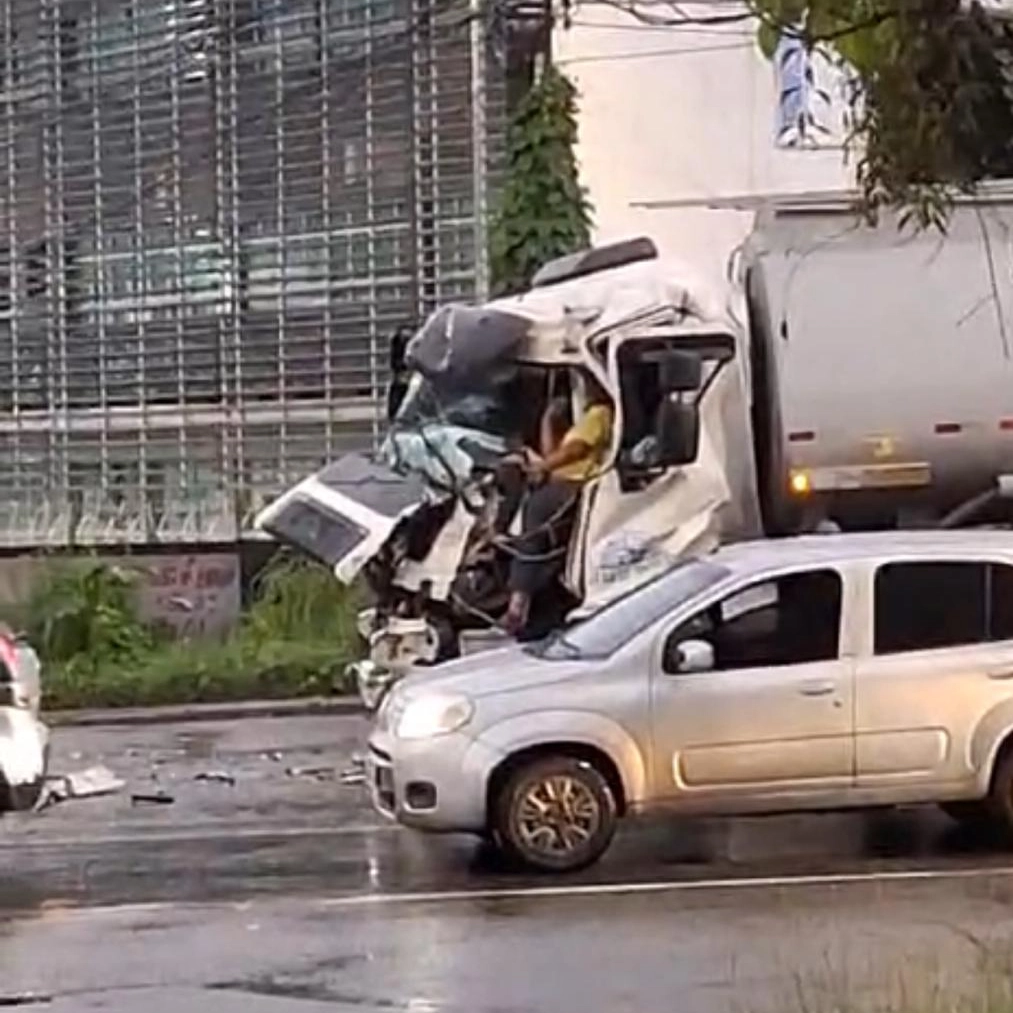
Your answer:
[708,529,1013,574]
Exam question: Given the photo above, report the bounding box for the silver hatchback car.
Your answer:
[367,530,1013,872]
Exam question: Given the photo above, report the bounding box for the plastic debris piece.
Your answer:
[0,992,52,1007]
[131,790,175,806]
[285,765,336,780]
[33,765,125,812]
[194,771,236,787]
[64,766,125,798]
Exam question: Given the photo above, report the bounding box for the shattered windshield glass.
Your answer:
[393,374,516,439]
[381,305,532,484]
[382,375,513,488]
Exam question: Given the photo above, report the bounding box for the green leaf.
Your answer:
[489,65,593,294]
[757,21,780,60]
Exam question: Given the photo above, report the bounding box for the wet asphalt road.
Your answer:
[7,714,1013,1011]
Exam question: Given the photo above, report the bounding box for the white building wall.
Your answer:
[555,6,853,287]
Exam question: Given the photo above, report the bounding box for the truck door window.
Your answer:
[874,562,987,654]
[663,569,842,673]
[616,340,670,491]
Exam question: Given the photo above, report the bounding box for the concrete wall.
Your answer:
[555,8,852,287]
[0,553,241,637]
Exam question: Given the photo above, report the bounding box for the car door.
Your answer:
[854,558,1013,795]
[650,565,855,808]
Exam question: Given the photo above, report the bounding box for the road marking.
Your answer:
[0,822,399,850]
[319,864,1013,908]
[14,863,1013,925]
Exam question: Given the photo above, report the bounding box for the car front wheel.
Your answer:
[492,755,618,873]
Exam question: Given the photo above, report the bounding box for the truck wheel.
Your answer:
[492,755,618,873]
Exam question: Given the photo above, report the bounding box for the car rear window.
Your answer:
[874,560,1013,654]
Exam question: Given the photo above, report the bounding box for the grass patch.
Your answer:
[775,936,1013,1013]
[29,554,363,711]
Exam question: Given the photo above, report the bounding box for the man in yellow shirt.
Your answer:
[504,373,614,637]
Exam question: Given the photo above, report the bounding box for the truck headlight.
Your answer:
[395,693,474,740]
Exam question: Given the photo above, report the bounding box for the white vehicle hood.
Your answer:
[254,453,430,584]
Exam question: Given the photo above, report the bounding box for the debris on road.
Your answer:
[194,771,236,787]
[131,790,175,806]
[0,992,52,1007]
[285,765,335,781]
[33,765,126,812]
[340,752,366,785]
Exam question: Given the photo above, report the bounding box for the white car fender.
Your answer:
[474,709,648,806]
[0,706,47,788]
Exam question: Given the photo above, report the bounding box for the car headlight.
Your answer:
[394,693,474,740]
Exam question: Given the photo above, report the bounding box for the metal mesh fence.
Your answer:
[0,0,504,546]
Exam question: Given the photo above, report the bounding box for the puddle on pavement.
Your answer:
[175,731,219,761]
[210,972,394,1009]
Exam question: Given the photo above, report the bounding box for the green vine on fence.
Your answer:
[489,63,593,295]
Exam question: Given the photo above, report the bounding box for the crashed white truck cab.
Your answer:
[256,238,754,707]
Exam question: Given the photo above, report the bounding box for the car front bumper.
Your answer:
[0,706,48,813]
[365,726,505,834]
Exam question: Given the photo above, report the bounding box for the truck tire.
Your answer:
[492,755,618,873]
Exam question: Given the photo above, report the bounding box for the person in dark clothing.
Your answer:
[503,375,614,635]
[493,397,570,533]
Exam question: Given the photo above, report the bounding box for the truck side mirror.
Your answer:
[655,397,700,467]
[660,350,703,393]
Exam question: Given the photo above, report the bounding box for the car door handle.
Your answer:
[798,680,836,697]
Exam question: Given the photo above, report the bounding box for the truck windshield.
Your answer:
[393,374,517,440]
[529,558,730,661]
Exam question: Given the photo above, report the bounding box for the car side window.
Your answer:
[874,562,986,654]
[875,561,1013,653]
[992,565,1013,641]
[663,569,843,674]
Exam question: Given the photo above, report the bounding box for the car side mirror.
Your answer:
[654,397,700,467]
[674,638,714,674]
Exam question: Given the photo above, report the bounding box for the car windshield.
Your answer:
[528,558,731,661]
